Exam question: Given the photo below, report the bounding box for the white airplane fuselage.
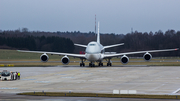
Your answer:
[85,41,104,62]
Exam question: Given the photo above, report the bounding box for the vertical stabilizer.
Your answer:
[97,22,100,43]
[95,15,96,35]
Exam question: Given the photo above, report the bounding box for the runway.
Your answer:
[1,66,180,100]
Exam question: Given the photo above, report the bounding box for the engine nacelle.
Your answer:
[61,56,70,65]
[121,55,129,64]
[143,52,152,61]
[40,53,49,62]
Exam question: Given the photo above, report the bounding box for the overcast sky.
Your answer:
[0,0,180,34]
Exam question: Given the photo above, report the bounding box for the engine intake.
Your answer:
[143,52,152,61]
[121,55,129,64]
[40,53,49,62]
[61,56,70,65]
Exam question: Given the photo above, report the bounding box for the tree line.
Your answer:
[0,28,179,56]
[0,34,74,53]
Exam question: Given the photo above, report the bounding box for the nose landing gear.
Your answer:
[89,62,95,67]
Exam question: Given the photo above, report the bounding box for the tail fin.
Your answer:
[97,22,100,43]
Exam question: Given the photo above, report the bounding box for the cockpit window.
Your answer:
[89,44,96,46]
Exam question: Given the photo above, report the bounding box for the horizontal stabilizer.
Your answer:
[74,44,87,48]
[104,43,124,49]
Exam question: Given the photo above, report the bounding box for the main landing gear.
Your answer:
[98,62,103,66]
[80,59,85,67]
[107,59,112,66]
[80,63,85,67]
[107,63,112,66]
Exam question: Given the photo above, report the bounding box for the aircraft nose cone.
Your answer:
[86,53,100,61]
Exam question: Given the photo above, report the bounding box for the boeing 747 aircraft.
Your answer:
[18,22,178,67]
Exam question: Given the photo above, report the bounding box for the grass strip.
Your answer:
[17,92,180,99]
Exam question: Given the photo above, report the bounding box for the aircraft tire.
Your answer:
[80,63,85,67]
[101,63,103,66]
[89,63,92,67]
[107,63,111,66]
[99,63,103,66]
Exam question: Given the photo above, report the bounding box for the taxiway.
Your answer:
[1,66,180,100]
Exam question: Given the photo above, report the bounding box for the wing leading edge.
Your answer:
[17,50,86,59]
[104,48,179,58]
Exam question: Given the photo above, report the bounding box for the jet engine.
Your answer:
[61,56,70,65]
[143,52,152,61]
[40,53,49,62]
[121,55,129,64]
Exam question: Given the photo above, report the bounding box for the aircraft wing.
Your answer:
[17,50,86,59]
[104,48,179,58]
[104,43,124,49]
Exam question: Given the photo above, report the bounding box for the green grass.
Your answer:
[0,49,180,67]
[0,49,78,61]
[17,92,180,99]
